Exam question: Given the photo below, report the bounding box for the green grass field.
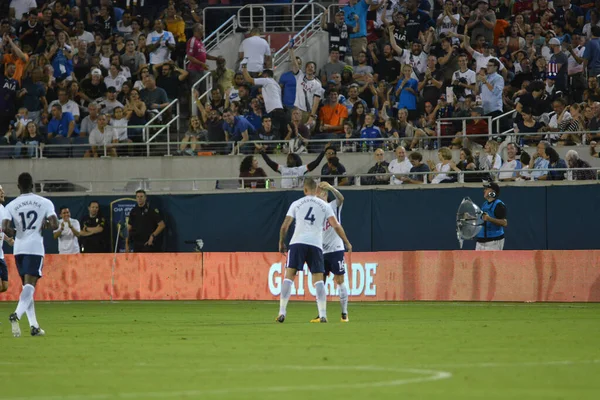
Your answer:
[0,301,599,400]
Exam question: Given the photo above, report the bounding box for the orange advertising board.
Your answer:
[0,251,599,302]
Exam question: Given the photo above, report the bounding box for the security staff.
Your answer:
[126,190,166,252]
[476,182,508,250]
[79,201,108,253]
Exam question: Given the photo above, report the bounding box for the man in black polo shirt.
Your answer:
[127,190,166,253]
[79,200,108,253]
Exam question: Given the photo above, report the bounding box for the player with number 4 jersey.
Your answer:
[277,178,352,323]
[316,181,350,322]
[2,173,59,338]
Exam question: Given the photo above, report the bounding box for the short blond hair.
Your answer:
[438,147,452,160]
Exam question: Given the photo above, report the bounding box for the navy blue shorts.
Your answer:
[0,258,8,282]
[15,255,44,279]
[286,244,324,274]
[324,251,346,276]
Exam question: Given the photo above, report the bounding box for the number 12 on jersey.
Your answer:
[304,207,316,225]
[19,211,38,231]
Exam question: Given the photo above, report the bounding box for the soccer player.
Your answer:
[315,181,350,322]
[277,178,352,323]
[2,173,59,337]
[0,185,15,293]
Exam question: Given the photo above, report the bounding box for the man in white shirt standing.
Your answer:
[567,31,586,103]
[53,207,81,254]
[48,89,81,123]
[289,43,323,128]
[238,28,271,77]
[388,146,412,185]
[452,54,477,101]
[146,19,176,67]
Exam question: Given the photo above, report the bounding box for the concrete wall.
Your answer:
[0,146,597,194]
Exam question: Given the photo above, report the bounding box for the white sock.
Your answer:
[279,279,293,316]
[26,298,39,328]
[315,281,327,319]
[339,283,349,314]
[15,284,35,320]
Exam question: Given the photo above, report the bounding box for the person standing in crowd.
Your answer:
[53,207,81,255]
[238,28,272,77]
[475,182,508,251]
[127,190,166,253]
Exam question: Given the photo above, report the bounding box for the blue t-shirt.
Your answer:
[279,71,297,108]
[343,0,369,39]
[360,125,382,147]
[47,112,79,137]
[583,38,600,71]
[223,116,255,142]
[244,111,264,132]
[395,78,418,111]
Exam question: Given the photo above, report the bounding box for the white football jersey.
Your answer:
[0,204,5,259]
[4,193,57,256]
[279,165,308,189]
[294,70,323,112]
[286,195,335,250]
[323,200,344,254]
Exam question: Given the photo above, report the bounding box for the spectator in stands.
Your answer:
[401,151,431,184]
[321,147,349,186]
[388,146,412,185]
[544,147,567,180]
[121,39,147,79]
[140,75,169,112]
[360,113,382,149]
[548,38,569,93]
[80,102,100,138]
[126,18,143,45]
[566,150,595,180]
[127,190,166,253]
[2,35,28,84]
[583,26,600,77]
[320,48,347,84]
[212,57,235,96]
[47,104,78,140]
[187,23,222,87]
[48,88,80,122]
[164,3,186,64]
[467,0,496,45]
[289,45,322,126]
[373,43,401,86]
[318,89,348,137]
[289,108,310,141]
[14,122,42,158]
[542,97,571,142]
[427,147,457,184]
[0,62,20,135]
[343,0,371,62]
[178,115,205,156]
[342,83,367,114]
[239,155,267,189]
[244,98,265,132]
[528,140,550,180]
[104,64,127,93]
[395,65,419,121]
[321,9,353,60]
[207,88,226,113]
[238,28,271,77]
[499,142,523,181]
[20,66,46,124]
[456,148,478,181]
[476,59,504,123]
[109,106,131,155]
[154,60,188,102]
[80,68,107,104]
[99,87,124,115]
[53,206,81,254]
[222,108,255,154]
[362,148,390,185]
[419,55,445,108]
[89,114,117,158]
[17,11,43,51]
[146,19,176,67]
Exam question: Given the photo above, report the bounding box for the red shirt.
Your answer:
[186,36,207,72]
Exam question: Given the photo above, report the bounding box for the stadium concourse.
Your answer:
[0,1,600,399]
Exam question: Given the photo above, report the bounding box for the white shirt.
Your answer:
[54,218,81,254]
[104,74,127,92]
[499,159,522,180]
[89,126,117,146]
[279,165,309,188]
[437,14,461,36]
[239,36,271,73]
[99,99,124,115]
[253,77,283,113]
[146,30,176,65]
[452,69,477,99]
[323,200,344,254]
[431,162,452,184]
[548,110,571,141]
[568,45,585,75]
[484,154,503,170]
[0,205,6,259]
[472,51,505,73]
[77,31,95,44]
[286,195,335,250]
[48,100,80,118]
[397,50,428,75]
[4,193,57,256]
[388,158,412,185]
[117,21,133,34]
[294,70,323,112]
[110,118,128,141]
[10,0,36,20]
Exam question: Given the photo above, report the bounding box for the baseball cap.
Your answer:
[477,0,489,4]
[472,107,484,114]
[548,38,561,46]
[483,182,500,196]
[91,68,103,76]
[106,86,117,93]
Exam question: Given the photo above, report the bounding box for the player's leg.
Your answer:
[10,256,44,337]
[308,247,327,323]
[312,254,333,321]
[329,251,349,322]
[23,273,43,336]
[277,245,301,323]
[0,258,8,293]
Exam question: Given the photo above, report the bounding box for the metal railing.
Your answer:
[190,72,213,117]
[272,12,324,71]
[203,15,238,54]
[143,99,179,156]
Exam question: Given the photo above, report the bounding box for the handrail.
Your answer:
[146,115,179,157]
[272,13,324,71]
[491,110,517,135]
[143,98,178,153]
[190,72,213,116]
[203,15,238,53]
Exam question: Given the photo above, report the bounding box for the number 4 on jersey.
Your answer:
[304,207,316,225]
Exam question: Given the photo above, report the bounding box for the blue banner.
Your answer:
[110,198,137,252]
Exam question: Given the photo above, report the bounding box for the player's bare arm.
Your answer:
[2,218,15,237]
[279,216,294,254]
[327,216,352,253]
[319,181,344,206]
[44,215,60,231]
